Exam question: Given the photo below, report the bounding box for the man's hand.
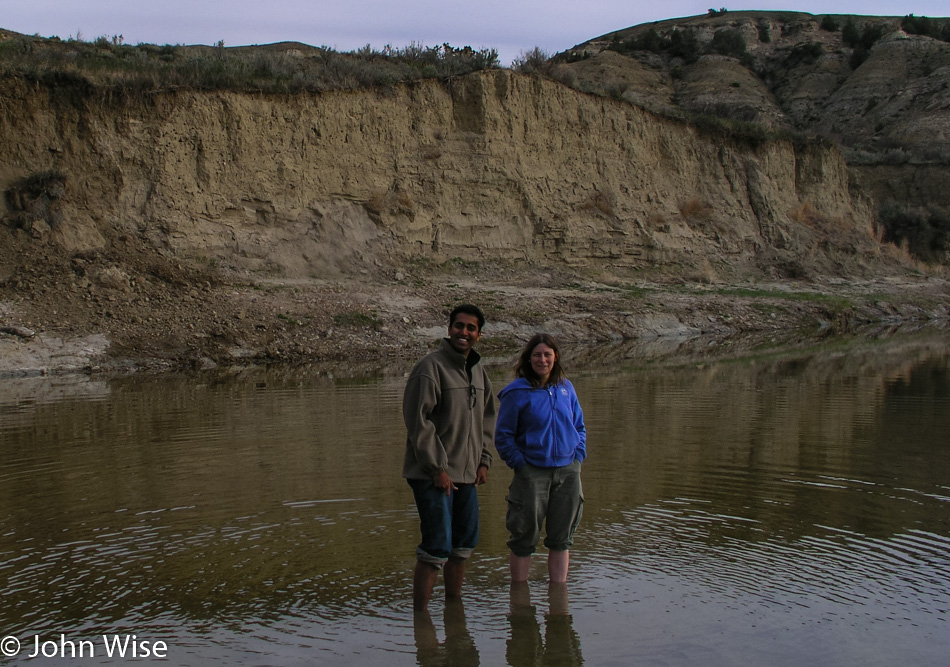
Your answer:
[433,470,457,496]
[475,464,489,486]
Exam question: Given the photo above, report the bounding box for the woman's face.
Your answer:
[530,343,557,384]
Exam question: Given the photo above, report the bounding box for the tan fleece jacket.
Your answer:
[402,338,495,483]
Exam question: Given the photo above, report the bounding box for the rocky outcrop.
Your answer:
[563,11,950,216]
[0,68,885,282]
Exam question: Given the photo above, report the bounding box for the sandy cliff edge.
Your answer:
[1,70,948,374]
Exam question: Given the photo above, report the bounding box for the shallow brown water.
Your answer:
[1,331,949,665]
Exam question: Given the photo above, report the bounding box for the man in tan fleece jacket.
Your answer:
[403,304,496,611]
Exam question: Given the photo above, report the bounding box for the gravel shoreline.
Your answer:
[3,270,949,377]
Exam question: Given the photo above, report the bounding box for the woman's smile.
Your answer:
[530,343,556,384]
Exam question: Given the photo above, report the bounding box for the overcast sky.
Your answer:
[2,1,948,65]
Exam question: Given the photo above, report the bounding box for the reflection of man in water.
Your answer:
[413,599,480,667]
[507,582,583,667]
[403,304,495,611]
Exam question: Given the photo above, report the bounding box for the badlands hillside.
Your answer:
[557,10,950,235]
[0,11,948,375]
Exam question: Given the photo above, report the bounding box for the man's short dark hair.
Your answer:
[449,304,485,331]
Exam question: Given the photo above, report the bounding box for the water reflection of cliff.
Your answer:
[578,332,950,536]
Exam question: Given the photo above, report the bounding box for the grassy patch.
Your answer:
[618,284,653,299]
[0,34,500,94]
[679,197,713,220]
[562,281,653,298]
[277,313,310,327]
[711,287,854,310]
[511,309,547,324]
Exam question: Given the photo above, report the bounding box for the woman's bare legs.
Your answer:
[509,553,532,582]
[547,549,569,583]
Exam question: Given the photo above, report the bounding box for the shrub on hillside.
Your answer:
[789,42,825,66]
[679,197,713,220]
[512,47,551,74]
[710,28,747,59]
[844,22,887,69]
[843,19,887,68]
[607,27,700,64]
[842,19,861,47]
[634,29,665,53]
[3,170,67,229]
[879,202,950,262]
[902,15,950,42]
[669,29,701,63]
[0,34,500,93]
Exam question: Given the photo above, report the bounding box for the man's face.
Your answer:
[448,313,481,356]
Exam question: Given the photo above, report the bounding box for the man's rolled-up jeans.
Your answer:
[408,478,480,568]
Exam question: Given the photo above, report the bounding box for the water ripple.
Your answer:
[588,498,950,618]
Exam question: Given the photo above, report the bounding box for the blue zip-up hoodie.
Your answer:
[495,377,587,470]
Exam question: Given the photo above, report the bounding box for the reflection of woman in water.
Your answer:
[507,582,584,667]
[495,333,587,583]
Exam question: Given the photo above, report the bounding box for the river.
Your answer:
[1,329,949,665]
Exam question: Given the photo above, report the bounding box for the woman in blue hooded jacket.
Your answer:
[495,333,586,583]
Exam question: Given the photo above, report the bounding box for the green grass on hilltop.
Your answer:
[0,31,500,93]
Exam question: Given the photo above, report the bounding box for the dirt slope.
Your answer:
[1,21,949,374]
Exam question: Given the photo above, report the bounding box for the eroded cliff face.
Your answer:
[1,70,881,281]
[567,13,950,171]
